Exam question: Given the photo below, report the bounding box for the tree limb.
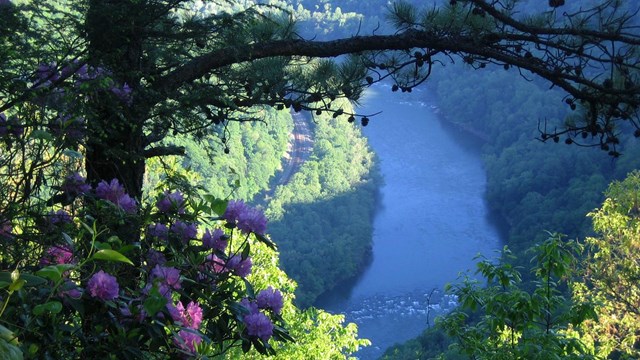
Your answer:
[144,145,186,158]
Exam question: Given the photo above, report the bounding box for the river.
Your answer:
[315,84,503,359]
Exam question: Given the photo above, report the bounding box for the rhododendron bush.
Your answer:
[0,174,292,358]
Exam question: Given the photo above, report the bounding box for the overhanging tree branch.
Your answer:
[143,145,186,158]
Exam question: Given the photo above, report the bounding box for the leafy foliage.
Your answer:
[0,180,297,358]
[438,234,595,360]
[573,170,640,359]
[429,63,640,264]
[267,99,381,306]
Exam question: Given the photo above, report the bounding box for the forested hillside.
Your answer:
[147,99,379,307]
[146,107,292,201]
[430,65,640,256]
[267,99,380,306]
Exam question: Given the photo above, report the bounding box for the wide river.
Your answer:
[316,84,503,359]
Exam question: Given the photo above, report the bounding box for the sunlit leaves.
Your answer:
[91,249,134,265]
[574,170,640,359]
[440,234,596,359]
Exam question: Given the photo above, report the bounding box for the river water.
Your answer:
[315,84,503,359]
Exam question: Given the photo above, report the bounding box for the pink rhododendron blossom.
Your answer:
[40,245,74,266]
[174,330,202,354]
[169,301,203,329]
[204,254,227,274]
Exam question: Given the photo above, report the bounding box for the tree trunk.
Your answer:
[85,0,146,199]
[84,112,146,199]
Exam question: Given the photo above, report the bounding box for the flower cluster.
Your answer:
[87,270,119,301]
[0,220,13,238]
[60,172,91,197]
[170,221,198,243]
[95,179,137,213]
[240,298,274,341]
[157,190,186,214]
[39,245,74,266]
[7,182,287,358]
[201,254,252,279]
[223,200,267,235]
[238,287,284,342]
[227,255,252,278]
[256,286,284,315]
[34,61,132,105]
[48,115,85,141]
[202,228,227,252]
[150,265,182,291]
[147,223,169,240]
[48,210,72,225]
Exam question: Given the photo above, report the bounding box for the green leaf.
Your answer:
[106,236,121,246]
[81,221,95,236]
[241,338,251,353]
[254,233,277,250]
[29,130,54,141]
[8,279,25,292]
[0,338,23,360]
[94,242,112,250]
[241,243,251,259]
[143,286,167,315]
[62,149,83,159]
[0,273,46,287]
[92,249,134,265]
[33,301,62,316]
[203,195,228,216]
[118,244,138,254]
[273,325,295,342]
[36,264,75,283]
[243,278,255,299]
[62,233,74,246]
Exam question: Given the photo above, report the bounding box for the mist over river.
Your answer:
[315,84,503,359]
